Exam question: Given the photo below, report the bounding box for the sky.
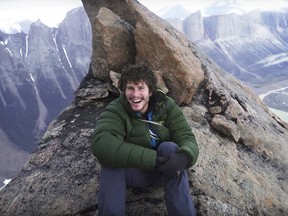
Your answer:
[0,0,287,33]
[139,0,288,14]
[0,0,83,33]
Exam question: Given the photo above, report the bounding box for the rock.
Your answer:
[90,7,135,80]
[210,114,241,142]
[1,0,288,216]
[134,6,204,104]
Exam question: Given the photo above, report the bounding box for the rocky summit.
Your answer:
[1,0,288,215]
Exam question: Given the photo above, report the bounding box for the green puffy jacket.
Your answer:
[91,91,199,171]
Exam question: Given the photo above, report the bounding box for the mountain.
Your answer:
[0,1,287,215]
[157,4,191,20]
[162,9,288,117]
[0,127,29,182]
[203,0,246,16]
[0,7,92,181]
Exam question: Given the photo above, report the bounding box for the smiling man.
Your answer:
[91,64,199,216]
[125,79,151,114]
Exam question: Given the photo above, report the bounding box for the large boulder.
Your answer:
[1,0,287,215]
[85,0,204,105]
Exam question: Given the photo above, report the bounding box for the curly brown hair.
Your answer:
[119,64,157,94]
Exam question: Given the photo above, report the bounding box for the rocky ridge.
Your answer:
[0,0,288,215]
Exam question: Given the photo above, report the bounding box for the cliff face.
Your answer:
[167,9,288,114]
[0,7,92,181]
[182,10,288,86]
[1,0,288,215]
[0,7,91,153]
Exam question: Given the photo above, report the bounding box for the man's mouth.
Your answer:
[131,99,142,103]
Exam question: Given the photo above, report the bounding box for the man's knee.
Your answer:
[157,142,178,157]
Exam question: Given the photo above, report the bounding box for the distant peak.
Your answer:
[158,4,191,20]
[203,0,246,16]
[35,19,43,24]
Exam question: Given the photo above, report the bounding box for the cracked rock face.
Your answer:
[1,0,288,215]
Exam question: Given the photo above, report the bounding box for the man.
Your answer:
[91,64,199,216]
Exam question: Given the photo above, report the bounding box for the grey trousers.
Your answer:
[97,141,196,216]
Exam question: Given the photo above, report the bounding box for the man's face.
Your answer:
[125,80,152,114]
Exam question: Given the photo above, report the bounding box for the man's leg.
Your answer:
[97,167,151,216]
[157,142,197,216]
[97,167,126,216]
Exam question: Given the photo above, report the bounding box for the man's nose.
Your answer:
[132,89,140,96]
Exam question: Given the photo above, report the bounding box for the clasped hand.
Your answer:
[155,153,189,179]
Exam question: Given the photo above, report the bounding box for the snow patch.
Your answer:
[29,73,35,82]
[0,179,11,191]
[259,86,288,100]
[25,35,29,59]
[5,47,13,56]
[62,45,73,68]
[33,85,48,131]
[254,53,288,67]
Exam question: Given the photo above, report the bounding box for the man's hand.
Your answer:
[157,153,189,179]
[155,156,168,169]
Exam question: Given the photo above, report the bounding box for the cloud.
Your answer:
[0,0,82,33]
[139,0,288,14]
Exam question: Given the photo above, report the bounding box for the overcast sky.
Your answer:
[0,0,287,33]
[0,0,82,33]
[139,0,288,14]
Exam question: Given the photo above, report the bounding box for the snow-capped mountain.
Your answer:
[203,0,246,16]
[157,4,191,20]
[0,7,92,181]
[160,4,288,118]
[155,0,288,18]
